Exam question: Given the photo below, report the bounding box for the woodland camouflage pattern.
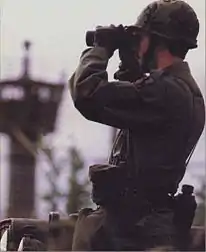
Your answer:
[135,0,199,48]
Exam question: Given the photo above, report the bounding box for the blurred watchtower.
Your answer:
[0,41,64,217]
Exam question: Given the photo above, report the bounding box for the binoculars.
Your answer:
[85,25,142,48]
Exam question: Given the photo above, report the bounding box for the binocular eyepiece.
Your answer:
[86,31,96,47]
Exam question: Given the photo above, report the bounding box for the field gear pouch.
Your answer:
[89,163,128,206]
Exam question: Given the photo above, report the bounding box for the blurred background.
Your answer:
[0,0,205,226]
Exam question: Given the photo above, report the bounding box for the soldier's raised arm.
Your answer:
[69,46,169,130]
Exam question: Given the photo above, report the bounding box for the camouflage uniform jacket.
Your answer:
[69,46,205,195]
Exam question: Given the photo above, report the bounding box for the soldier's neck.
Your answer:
[157,52,182,70]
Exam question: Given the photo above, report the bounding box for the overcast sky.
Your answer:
[0,0,205,217]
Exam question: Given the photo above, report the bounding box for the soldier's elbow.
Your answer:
[74,98,97,121]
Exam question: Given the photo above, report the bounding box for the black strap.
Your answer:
[175,77,197,168]
[185,142,197,167]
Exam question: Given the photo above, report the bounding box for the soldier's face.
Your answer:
[136,34,159,72]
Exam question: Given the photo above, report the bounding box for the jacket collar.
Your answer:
[164,61,191,78]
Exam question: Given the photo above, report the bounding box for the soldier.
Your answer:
[69,0,205,251]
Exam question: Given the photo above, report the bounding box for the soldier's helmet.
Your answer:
[134,0,199,49]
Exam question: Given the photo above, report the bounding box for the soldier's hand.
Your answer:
[94,25,124,57]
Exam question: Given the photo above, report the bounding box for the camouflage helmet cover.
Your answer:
[135,0,199,48]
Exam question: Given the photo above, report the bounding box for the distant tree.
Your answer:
[41,142,92,214]
[41,147,63,212]
[111,127,118,146]
[193,180,205,226]
[66,146,91,214]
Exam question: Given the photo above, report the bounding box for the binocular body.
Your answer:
[85,25,142,48]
